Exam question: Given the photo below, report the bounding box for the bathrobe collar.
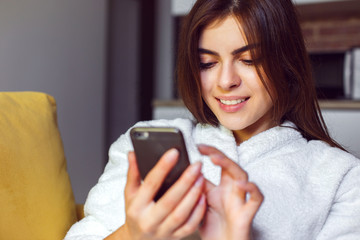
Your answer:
[195,121,303,166]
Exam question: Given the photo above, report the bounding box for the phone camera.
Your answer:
[134,131,149,140]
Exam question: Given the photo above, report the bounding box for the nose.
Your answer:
[217,63,241,90]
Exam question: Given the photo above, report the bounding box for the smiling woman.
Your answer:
[65,0,360,239]
[198,16,274,143]
[176,0,345,150]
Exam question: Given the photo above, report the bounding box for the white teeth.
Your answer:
[220,99,246,105]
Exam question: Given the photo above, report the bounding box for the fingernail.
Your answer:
[197,144,209,152]
[195,175,204,187]
[210,154,224,161]
[190,162,202,175]
[166,148,179,162]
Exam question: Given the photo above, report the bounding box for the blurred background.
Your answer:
[1,0,359,203]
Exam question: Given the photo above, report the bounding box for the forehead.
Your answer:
[199,15,248,48]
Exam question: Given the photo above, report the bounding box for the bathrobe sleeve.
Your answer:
[64,130,132,240]
[316,164,360,239]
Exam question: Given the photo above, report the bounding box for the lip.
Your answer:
[216,96,249,112]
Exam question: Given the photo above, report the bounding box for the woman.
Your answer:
[65,0,360,239]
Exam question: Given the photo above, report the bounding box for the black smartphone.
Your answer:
[130,127,190,201]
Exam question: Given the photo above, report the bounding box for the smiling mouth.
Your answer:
[219,97,249,106]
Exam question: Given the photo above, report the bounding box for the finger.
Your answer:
[125,151,142,201]
[198,144,248,181]
[241,182,264,207]
[197,144,225,156]
[158,175,205,236]
[236,181,264,219]
[150,162,203,225]
[159,161,202,202]
[230,180,247,206]
[173,194,207,238]
[134,148,179,206]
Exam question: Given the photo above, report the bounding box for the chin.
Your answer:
[217,117,248,131]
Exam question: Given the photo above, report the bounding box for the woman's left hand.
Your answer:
[197,145,264,240]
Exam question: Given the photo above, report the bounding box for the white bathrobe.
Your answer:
[65,118,360,240]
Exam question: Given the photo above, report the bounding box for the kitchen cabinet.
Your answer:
[171,0,349,16]
[294,0,347,4]
[322,109,360,158]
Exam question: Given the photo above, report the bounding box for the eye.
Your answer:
[241,59,254,66]
[199,62,216,70]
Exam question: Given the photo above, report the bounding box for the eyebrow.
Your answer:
[198,44,257,56]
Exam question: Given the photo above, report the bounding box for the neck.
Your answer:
[232,116,276,145]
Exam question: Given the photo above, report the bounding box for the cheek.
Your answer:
[254,78,273,105]
[240,66,259,80]
[245,68,270,97]
[200,73,212,95]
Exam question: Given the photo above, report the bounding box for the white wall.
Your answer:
[0,0,107,203]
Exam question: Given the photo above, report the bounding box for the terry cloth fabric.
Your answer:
[65,118,360,240]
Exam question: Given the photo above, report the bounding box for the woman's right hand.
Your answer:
[116,149,206,240]
[197,145,263,240]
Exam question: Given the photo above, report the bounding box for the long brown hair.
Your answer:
[176,0,345,150]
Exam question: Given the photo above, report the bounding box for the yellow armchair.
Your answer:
[0,92,83,240]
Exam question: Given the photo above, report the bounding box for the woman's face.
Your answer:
[199,15,275,143]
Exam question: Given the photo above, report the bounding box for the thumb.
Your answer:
[204,179,215,194]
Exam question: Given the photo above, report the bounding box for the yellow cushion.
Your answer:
[0,92,77,240]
